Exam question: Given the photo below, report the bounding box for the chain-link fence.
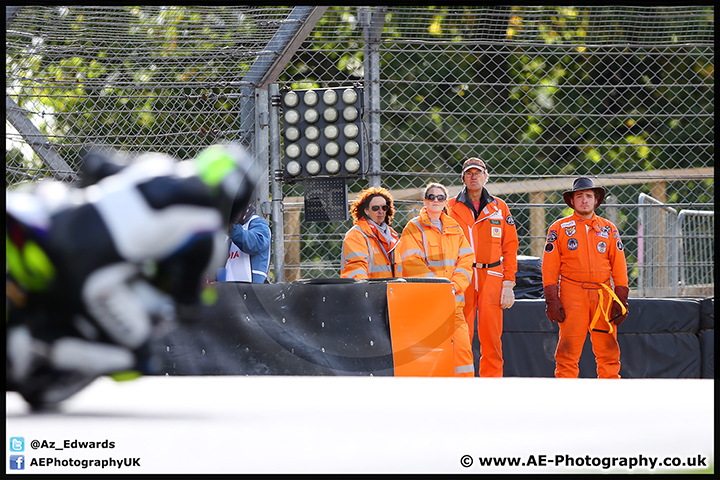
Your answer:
[6,6,715,297]
[6,6,286,178]
[278,6,714,296]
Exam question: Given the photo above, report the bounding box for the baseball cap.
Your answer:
[461,158,486,175]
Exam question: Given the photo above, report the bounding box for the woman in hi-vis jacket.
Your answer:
[396,182,475,377]
[341,187,399,279]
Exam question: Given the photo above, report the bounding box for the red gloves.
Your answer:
[543,285,565,323]
[611,285,629,326]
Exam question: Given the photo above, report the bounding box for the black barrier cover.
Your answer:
[500,300,558,377]
[619,334,700,378]
[152,282,395,375]
[620,298,700,333]
[153,283,712,378]
[699,297,714,330]
[699,331,714,378]
[515,255,544,299]
[501,298,704,378]
[699,297,714,378]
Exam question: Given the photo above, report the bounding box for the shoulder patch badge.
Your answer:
[617,240,624,251]
[547,230,558,242]
[545,242,554,253]
[506,214,515,225]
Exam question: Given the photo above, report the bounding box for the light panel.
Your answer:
[282,86,364,180]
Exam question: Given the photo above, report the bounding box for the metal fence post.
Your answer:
[269,83,285,283]
[6,95,74,182]
[361,6,385,188]
[254,88,270,212]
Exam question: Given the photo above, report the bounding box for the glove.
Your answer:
[83,264,177,349]
[610,285,630,326]
[500,280,515,309]
[543,285,566,323]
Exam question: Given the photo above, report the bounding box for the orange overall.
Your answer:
[395,208,475,376]
[448,190,518,377]
[341,218,399,279]
[541,212,629,378]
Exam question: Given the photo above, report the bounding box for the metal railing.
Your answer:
[638,193,714,297]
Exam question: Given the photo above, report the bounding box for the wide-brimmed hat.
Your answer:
[562,177,606,208]
[461,157,487,175]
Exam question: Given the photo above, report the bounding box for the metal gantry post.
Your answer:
[254,87,270,212]
[268,83,285,283]
[6,95,75,182]
[361,6,386,188]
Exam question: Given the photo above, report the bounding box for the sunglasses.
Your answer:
[425,194,447,202]
[370,204,389,212]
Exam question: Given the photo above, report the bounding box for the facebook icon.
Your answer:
[10,454,25,470]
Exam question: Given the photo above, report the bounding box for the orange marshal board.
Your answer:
[386,282,455,376]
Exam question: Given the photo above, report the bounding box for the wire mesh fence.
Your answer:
[6,6,300,183]
[6,6,715,297]
[279,6,714,296]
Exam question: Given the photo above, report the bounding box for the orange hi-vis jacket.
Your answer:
[447,188,519,285]
[396,207,475,376]
[395,207,474,297]
[341,217,399,279]
[542,211,628,288]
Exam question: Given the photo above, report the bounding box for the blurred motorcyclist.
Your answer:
[6,143,260,408]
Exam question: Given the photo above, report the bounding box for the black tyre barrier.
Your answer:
[151,282,714,378]
[500,297,713,378]
[152,282,395,376]
[515,255,544,299]
[699,297,714,378]
[292,277,365,285]
[397,277,451,283]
